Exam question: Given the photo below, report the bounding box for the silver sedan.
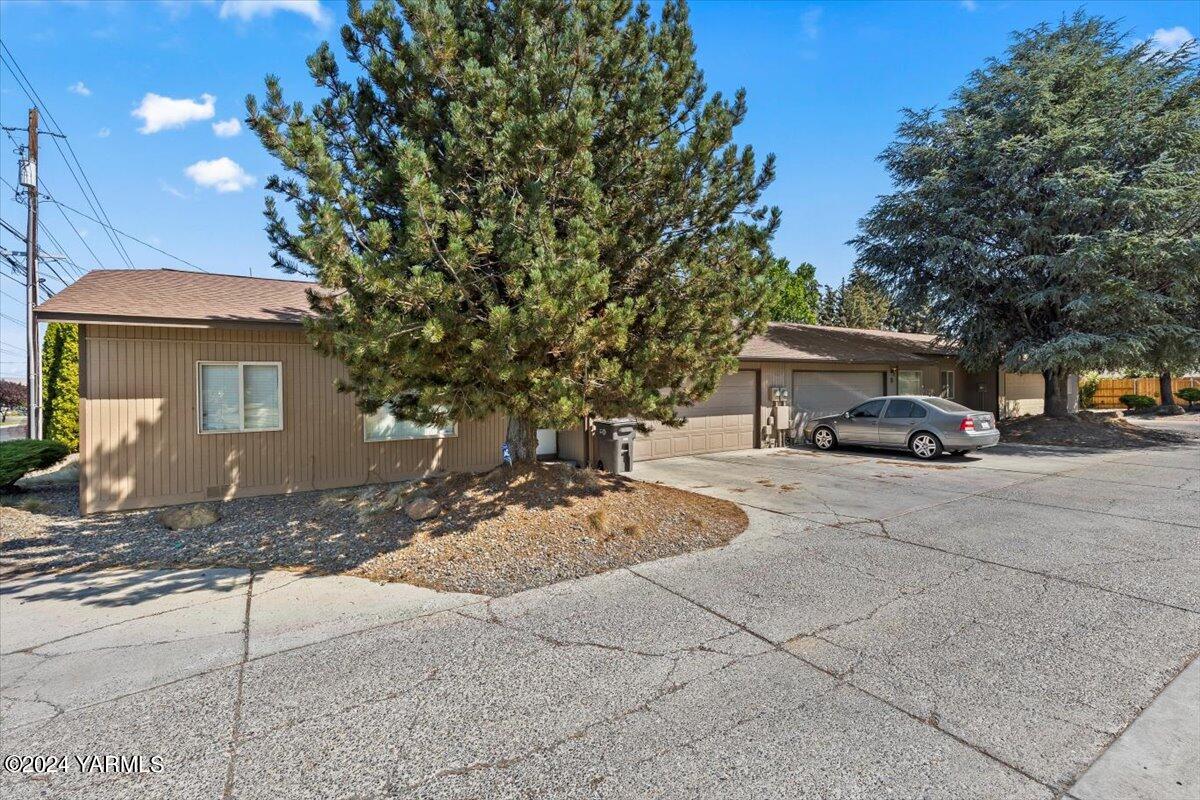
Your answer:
[802,396,1000,459]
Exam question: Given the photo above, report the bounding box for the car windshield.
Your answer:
[924,397,972,413]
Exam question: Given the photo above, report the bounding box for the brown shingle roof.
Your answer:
[36,271,955,366]
[35,269,319,326]
[740,323,952,364]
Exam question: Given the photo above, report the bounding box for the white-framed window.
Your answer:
[364,405,457,443]
[197,362,282,433]
[940,369,956,399]
[898,370,922,395]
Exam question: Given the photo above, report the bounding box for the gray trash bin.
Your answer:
[592,418,636,474]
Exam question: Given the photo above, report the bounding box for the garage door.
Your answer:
[792,371,885,417]
[634,371,756,460]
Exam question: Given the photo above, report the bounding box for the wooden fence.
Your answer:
[1088,376,1200,409]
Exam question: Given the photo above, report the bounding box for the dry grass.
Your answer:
[998,412,1191,449]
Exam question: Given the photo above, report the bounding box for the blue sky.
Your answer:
[0,0,1195,379]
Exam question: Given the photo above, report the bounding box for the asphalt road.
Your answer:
[2,427,1197,799]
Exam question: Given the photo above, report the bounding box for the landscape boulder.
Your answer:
[404,495,442,521]
[157,503,220,530]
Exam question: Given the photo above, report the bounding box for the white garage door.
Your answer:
[792,371,885,417]
[634,371,756,461]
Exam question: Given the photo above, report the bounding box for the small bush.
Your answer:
[1078,373,1101,409]
[1118,394,1156,412]
[1176,387,1200,408]
[0,439,69,489]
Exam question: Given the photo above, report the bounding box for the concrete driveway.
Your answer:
[2,437,1198,799]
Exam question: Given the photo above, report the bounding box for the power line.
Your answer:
[0,42,136,268]
[47,195,212,273]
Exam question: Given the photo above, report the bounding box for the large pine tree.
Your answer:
[853,15,1200,416]
[247,0,779,460]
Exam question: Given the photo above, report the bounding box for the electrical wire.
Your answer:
[46,195,212,273]
[0,42,136,268]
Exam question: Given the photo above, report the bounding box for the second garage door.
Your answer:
[792,371,885,417]
[634,370,757,461]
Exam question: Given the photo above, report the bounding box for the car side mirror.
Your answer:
[843,411,851,419]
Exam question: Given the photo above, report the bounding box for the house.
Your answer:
[35,269,1075,513]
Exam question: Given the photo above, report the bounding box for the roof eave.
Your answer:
[33,310,307,330]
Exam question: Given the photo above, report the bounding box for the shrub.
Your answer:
[41,322,79,452]
[1118,393,1156,412]
[1078,373,1101,409]
[0,439,69,489]
[1176,387,1200,409]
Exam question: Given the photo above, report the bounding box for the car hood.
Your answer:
[805,413,842,427]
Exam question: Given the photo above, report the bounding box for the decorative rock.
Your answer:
[403,495,442,521]
[1156,404,1186,416]
[157,503,220,530]
[384,482,417,509]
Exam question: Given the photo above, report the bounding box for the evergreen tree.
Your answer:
[41,322,79,451]
[763,260,819,323]
[817,282,843,326]
[852,14,1200,416]
[247,0,779,461]
[838,267,891,329]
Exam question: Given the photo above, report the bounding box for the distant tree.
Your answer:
[817,283,843,326]
[763,260,819,323]
[815,268,890,329]
[41,323,79,451]
[852,14,1200,416]
[0,380,24,423]
[839,267,891,330]
[247,0,780,462]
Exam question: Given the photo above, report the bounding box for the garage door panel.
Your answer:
[792,371,885,417]
[636,371,756,460]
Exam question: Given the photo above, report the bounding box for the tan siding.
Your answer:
[79,325,505,513]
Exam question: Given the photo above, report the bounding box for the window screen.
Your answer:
[199,364,241,432]
[198,362,281,433]
[898,371,921,395]
[940,370,956,399]
[243,365,281,430]
[364,406,457,442]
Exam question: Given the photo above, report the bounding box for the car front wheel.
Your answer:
[909,432,943,460]
[812,426,837,451]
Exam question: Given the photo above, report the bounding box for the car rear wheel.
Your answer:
[909,432,943,460]
[813,426,837,451]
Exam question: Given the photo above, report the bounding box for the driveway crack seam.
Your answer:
[221,570,255,800]
[625,566,1062,796]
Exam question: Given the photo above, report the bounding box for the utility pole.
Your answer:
[19,107,40,440]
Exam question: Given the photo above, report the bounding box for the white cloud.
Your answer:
[184,157,254,193]
[218,0,328,27]
[212,117,242,137]
[133,92,216,134]
[68,81,91,97]
[97,127,111,138]
[960,0,978,11]
[801,7,822,41]
[1147,26,1194,54]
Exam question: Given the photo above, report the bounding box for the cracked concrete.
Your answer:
[1,433,1197,798]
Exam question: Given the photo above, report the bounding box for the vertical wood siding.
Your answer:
[80,324,505,513]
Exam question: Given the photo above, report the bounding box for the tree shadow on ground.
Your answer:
[0,464,632,606]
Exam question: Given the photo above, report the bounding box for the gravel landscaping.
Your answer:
[0,463,746,596]
[998,410,1195,448]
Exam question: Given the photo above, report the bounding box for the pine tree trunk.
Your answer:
[1159,371,1176,409]
[505,416,539,464]
[1043,368,1071,418]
